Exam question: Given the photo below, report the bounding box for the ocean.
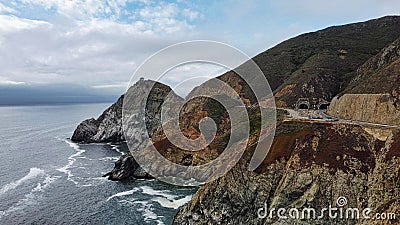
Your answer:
[0,104,196,225]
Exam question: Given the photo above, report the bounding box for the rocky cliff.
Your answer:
[72,79,183,180]
[72,79,182,144]
[71,95,124,143]
[173,120,400,225]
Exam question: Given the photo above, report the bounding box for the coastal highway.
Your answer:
[280,108,400,129]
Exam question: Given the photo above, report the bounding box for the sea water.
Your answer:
[0,104,196,225]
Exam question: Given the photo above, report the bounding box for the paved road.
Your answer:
[278,108,400,129]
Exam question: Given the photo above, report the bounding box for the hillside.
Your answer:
[326,37,400,125]
[216,16,400,107]
[345,37,400,98]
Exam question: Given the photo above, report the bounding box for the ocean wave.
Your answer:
[107,185,193,210]
[98,156,121,161]
[56,139,86,185]
[0,174,59,220]
[140,186,193,209]
[0,168,45,196]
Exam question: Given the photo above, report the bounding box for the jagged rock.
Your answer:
[71,79,183,180]
[103,154,153,180]
[71,95,124,143]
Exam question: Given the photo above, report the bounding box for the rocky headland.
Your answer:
[71,16,400,224]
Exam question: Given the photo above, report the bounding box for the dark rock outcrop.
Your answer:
[103,154,153,180]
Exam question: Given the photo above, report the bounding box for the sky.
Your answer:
[0,0,400,104]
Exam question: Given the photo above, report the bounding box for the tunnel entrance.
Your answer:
[296,98,330,110]
[298,104,309,110]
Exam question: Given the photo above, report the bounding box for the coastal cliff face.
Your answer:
[173,121,400,225]
[71,95,124,143]
[72,79,184,180]
[71,79,182,144]
[172,34,400,222]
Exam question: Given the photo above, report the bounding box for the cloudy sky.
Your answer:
[0,0,399,104]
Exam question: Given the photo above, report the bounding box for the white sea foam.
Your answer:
[130,200,165,225]
[0,168,45,196]
[56,139,86,185]
[152,195,193,209]
[106,188,140,201]
[106,185,185,202]
[110,144,124,155]
[140,186,177,200]
[140,186,193,209]
[113,193,165,224]
[98,156,121,161]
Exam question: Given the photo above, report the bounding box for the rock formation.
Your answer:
[71,95,124,143]
[103,153,153,181]
[173,121,400,225]
[72,79,183,180]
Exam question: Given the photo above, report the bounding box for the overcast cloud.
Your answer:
[0,0,399,104]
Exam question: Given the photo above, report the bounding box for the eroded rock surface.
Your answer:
[173,122,400,225]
